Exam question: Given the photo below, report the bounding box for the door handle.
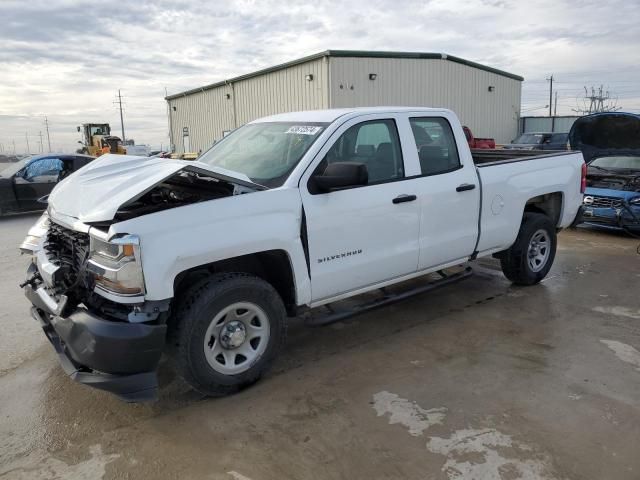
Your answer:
[456,183,476,192]
[392,194,417,204]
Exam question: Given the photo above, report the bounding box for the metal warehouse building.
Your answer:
[166,50,523,154]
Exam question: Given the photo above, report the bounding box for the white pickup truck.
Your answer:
[21,107,585,401]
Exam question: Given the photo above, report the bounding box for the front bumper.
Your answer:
[24,283,166,402]
[581,205,640,232]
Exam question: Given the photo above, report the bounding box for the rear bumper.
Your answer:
[24,283,166,402]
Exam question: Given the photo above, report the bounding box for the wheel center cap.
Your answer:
[220,321,246,349]
[530,242,539,256]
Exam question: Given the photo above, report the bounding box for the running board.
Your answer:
[303,266,473,327]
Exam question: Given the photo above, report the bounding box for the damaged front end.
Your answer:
[582,173,640,234]
[22,220,168,401]
[21,164,261,401]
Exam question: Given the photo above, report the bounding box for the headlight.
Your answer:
[19,212,50,254]
[87,234,145,297]
[629,197,640,206]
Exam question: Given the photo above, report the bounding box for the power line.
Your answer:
[573,85,622,114]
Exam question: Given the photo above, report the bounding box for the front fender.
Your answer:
[110,188,310,304]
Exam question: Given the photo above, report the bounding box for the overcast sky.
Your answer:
[1,0,639,154]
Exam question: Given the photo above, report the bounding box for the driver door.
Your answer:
[14,157,63,210]
[300,114,421,303]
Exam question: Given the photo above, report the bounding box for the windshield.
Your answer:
[513,134,544,144]
[0,157,32,178]
[590,156,640,170]
[198,122,328,187]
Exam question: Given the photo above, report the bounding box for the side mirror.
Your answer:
[77,126,81,132]
[313,162,368,192]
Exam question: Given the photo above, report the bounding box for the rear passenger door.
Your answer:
[300,114,421,303]
[404,116,481,270]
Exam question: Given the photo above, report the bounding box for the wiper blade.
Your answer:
[590,165,617,173]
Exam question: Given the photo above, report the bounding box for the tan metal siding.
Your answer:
[328,57,521,144]
[234,57,328,126]
[168,58,328,153]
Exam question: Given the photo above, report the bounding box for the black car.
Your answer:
[503,132,568,150]
[0,153,94,215]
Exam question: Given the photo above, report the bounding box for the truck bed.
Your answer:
[471,149,569,166]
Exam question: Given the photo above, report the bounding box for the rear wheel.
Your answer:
[168,273,287,396]
[500,212,557,285]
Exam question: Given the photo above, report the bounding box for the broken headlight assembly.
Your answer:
[87,233,145,299]
[19,212,50,255]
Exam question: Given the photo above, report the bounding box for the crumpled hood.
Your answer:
[569,113,640,163]
[48,154,256,223]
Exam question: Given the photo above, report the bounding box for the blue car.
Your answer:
[569,113,640,233]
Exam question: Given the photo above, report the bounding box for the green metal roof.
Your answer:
[165,50,523,100]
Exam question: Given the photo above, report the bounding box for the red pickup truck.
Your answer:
[464,126,496,149]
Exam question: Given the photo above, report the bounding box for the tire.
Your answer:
[499,212,557,286]
[168,272,287,396]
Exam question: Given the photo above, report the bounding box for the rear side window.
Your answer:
[321,119,404,184]
[409,118,461,176]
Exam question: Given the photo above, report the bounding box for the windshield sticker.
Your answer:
[286,126,322,135]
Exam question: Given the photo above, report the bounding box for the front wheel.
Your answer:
[168,273,287,396]
[499,212,557,285]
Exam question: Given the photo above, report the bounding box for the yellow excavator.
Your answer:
[77,123,127,156]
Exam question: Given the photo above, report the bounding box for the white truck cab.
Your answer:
[21,107,585,401]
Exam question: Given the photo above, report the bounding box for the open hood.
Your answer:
[48,154,262,224]
[569,113,640,163]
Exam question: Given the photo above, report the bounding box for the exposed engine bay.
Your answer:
[586,173,640,191]
[113,167,260,222]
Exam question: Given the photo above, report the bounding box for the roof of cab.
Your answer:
[251,106,450,124]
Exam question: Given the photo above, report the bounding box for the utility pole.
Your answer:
[546,75,554,117]
[12,140,16,154]
[38,131,44,152]
[25,133,30,154]
[117,89,126,143]
[554,91,558,116]
[44,116,52,152]
[165,86,173,153]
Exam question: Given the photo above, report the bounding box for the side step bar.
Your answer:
[303,266,473,327]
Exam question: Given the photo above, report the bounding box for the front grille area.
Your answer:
[585,196,623,209]
[44,222,91,294]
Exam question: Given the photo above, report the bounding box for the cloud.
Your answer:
[0,0,638,153]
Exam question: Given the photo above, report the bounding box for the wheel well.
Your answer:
[524,192,563,226]
[173,250,297,315]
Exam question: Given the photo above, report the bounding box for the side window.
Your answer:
[23,158,64,182]
[410,117,461,176]
[319,119,404,184]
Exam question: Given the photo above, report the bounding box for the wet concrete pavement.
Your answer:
[0,216,639,479]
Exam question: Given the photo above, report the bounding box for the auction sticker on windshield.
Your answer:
[286,126,323,135]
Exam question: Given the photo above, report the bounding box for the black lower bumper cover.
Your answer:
[27,287,166,402]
